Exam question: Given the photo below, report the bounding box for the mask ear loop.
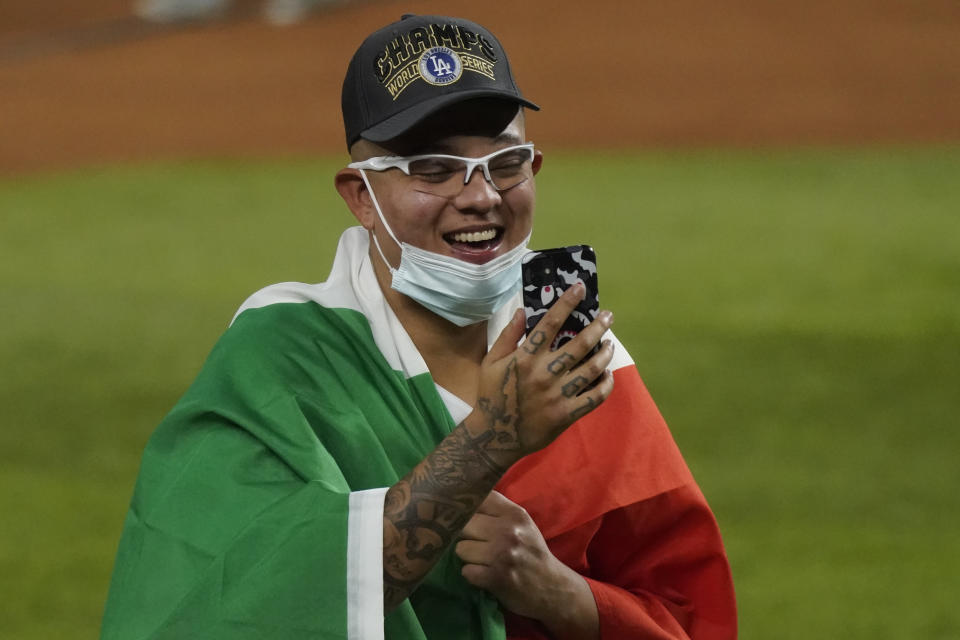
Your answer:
[358,168,400,274]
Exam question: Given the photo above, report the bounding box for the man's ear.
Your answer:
[532,150,544,176]
[334,168,376,230]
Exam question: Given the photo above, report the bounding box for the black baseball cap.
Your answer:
[341,14,539,148]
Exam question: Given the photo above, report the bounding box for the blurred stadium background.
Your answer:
[1,1,959,638]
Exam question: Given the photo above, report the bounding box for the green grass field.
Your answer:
[2,148,958,638]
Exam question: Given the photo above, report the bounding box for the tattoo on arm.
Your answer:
[383,360,524,611]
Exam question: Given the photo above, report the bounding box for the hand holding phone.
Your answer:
[472,281,614,463]
[521,245,600,353]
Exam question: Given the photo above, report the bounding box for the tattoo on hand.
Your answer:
[523,330,547,354]
[475,356,522,455]
[562,375,588,398]
[547,352,576,376]
[569,396,598,421]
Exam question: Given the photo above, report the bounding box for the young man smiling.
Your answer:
[101,14,737,640]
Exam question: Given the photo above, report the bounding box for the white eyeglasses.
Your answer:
[348,143,535,199]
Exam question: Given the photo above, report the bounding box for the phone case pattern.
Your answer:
[521,245,599,351]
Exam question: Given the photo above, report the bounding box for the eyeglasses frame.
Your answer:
[348,142,536,193]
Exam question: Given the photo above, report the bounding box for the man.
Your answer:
[101,14,737,640]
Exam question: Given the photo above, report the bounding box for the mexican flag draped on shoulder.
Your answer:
[101,227,734,639]
[101,228,508,639]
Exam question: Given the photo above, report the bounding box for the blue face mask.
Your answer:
[358,169,530,327]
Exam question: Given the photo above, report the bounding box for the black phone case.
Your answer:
[521,245,599,351]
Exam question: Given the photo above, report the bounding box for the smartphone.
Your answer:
[521,245,599,353]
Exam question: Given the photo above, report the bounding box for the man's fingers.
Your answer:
[487,308,525,362]
[460,512,498,541]
[567,368,615,421]
[558,338,613,399]
[475,490,515,515]
[454,539,491,566]
[461,563,493,590]
[523,283,586,355]
[558,310,613,368]
[572,338,615,386]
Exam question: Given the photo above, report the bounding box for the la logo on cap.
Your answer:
[419,47,463,86]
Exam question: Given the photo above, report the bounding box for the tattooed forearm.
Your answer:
[383,350,538,610]
[411,423,508,487]
[383,410,520,611]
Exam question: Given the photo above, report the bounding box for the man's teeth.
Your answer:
[451,229,497,243]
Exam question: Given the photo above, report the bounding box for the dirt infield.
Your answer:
[1,0,959,174]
